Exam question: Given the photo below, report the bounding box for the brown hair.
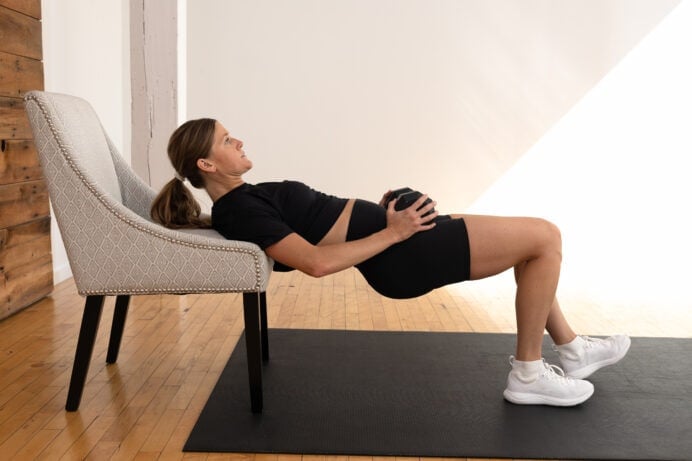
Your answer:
[150,118,217,228]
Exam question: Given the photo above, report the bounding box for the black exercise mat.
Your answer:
[185,329,692,460]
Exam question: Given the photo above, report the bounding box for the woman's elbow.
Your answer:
[304,261,332,278]
[303,256,339,278]
[269,244,342,278]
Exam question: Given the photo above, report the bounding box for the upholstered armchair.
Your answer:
[24,91,271,412]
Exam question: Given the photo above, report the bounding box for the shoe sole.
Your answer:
[503,386,594,406]
[565,336,632,379]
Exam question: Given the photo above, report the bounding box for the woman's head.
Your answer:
[168,118,217,188]
[150,118,217,228]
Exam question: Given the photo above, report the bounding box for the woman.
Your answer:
[151,118,630,406]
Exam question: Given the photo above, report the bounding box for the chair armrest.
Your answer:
[54,182,272,296]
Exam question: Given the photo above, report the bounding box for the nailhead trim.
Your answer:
[78,287,259,296]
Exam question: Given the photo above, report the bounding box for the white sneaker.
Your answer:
[503,357,594,406]
[554,335,631,379]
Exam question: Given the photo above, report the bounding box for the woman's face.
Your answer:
[202,122,252,177]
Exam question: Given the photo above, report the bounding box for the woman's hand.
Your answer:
[379,190,393,207]
[385,193,438,242]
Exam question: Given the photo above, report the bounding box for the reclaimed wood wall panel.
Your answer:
[0,215,49,248]
[0,224,50,271]
[0,5,41,60]
[1,252,52,318]
[0,50,44,97]
[0,96,32,139]
[0,0,50,319]
[0,180,50,228]
[0,0,41,19]
[0,139,43,184]
[0,218,52,316]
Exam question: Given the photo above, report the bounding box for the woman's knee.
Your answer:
[513,219,561,282]
[531,218,562,259]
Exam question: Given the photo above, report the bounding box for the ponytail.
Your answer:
[151,178,211,229]
[150,118,217,229]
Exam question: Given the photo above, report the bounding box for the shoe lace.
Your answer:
[540,360,572,384]
[552,335,602,354]
[580,335,602,350]
[509,356,573,384]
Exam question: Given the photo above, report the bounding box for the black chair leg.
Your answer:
[260,291,269,362]
[66,295,105,411]
[243,292,264,413]
[106,295,130,364]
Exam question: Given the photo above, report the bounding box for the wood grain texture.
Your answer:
[0,96,32,139]
[0,220,50,270]
[0,179,49,228]
[0,0,47,319]
[0,244,52,319]
[0,0,40,19]
[0,50,43,97]
[0,215,49,249]
[0,139,43,185]
[0,4,41,59]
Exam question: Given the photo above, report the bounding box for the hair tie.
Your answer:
[174,172,186,182]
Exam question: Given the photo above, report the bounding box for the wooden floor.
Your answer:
[0,267,689,461]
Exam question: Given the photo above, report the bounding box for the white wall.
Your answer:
[186,0,678,214]
[41,0,131,282]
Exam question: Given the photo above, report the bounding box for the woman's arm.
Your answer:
[265,195,437,278]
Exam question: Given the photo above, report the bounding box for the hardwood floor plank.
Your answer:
[37,410,100,460]
[108,384,179,460]
[139,408,185,454]
[0,386,61,454]
[11,428,60,460]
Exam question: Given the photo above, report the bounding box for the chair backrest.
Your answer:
[30,92,122,197]
[25,91,160,221]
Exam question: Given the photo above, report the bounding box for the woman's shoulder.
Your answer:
[213,180,313,208]
[278,180,312,191]
[212,182,283,215]
[251,180,318,198]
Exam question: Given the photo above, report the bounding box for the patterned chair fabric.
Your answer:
[25,91,271,413]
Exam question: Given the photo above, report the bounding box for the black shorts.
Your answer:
[346,199,471,299]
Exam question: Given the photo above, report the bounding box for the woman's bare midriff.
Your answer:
[317,198,356,246]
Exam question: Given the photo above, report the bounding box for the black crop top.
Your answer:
[211,181,348,271]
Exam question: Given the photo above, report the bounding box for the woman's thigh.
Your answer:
[454,214,562,281]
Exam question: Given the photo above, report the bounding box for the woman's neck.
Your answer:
[206,176,245,202]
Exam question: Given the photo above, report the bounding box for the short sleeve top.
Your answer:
[211,181,348,271]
